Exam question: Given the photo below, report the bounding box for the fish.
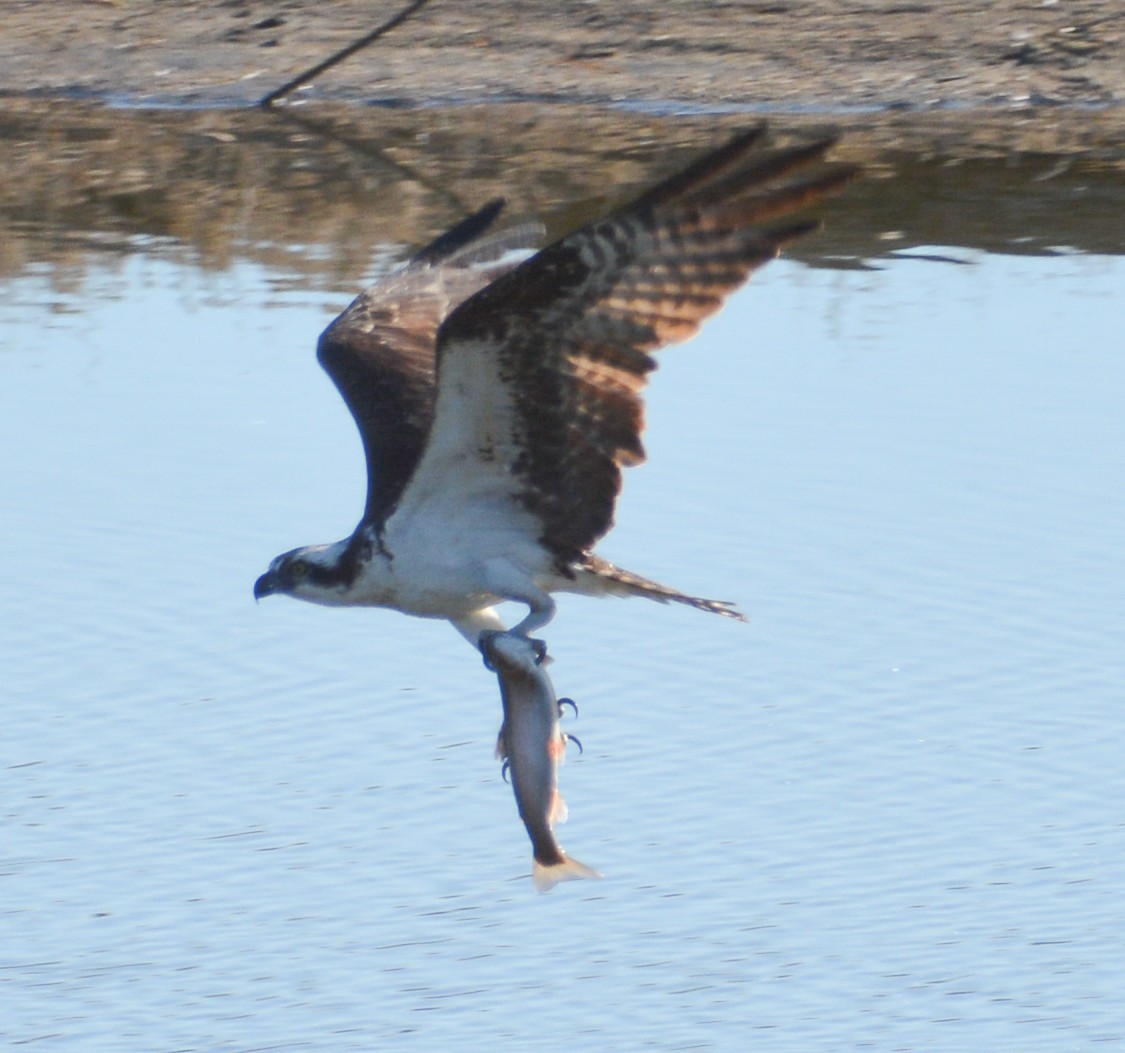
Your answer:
[484,631,601,892]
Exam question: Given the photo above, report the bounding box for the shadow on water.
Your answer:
[2,100,1123,296]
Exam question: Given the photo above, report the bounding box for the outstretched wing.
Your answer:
[389,128,858,566]
[316,200,543,525]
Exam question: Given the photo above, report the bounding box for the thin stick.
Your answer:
[266,103,476,214]
[259,0,432,107]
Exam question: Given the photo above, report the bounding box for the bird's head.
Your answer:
[253,543,348,605]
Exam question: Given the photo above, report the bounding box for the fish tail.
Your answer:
[532,854,603,893]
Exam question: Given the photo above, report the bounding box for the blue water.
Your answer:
[3,242,1124,1050]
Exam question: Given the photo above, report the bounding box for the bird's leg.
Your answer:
[468,565,554,663]
[452,606,505,640]
[506,588,555,664]
[478,629,547,669]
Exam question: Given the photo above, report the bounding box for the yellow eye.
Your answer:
[288,559,310,581]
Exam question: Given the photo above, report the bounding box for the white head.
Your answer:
[253,540,357,607]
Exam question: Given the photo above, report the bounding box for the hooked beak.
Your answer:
[253,571,278,602]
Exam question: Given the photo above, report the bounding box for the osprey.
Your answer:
[254,128,855,649]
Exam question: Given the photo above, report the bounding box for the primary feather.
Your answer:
[256,128,857,642]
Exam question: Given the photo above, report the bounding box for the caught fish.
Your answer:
[484,632,601,892]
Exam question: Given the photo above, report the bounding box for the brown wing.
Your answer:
[316,201,543,525]
[430,128,858,566]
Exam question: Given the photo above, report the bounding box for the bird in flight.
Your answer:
[254,127,855,652]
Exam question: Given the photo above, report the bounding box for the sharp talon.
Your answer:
[500,758,511,784]
[478,629,501,671]
[530,638,547,664]
[564,733,583,755]
[557,697,578,719]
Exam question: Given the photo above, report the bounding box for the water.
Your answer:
[2,107,1124,1051]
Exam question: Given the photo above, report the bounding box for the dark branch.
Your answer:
[260,0,432,107]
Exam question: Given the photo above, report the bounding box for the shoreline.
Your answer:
[0,1,1120,133]
[2,2,1122,287]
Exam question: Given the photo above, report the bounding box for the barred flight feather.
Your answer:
[386,131,859,566]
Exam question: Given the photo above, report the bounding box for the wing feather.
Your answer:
[316,201,543,525]
[389,131,858,564]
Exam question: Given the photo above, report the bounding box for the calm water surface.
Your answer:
[2,119,1124,1052]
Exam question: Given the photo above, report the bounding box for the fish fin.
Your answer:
[549,790,569,826]
[533,854,603,893]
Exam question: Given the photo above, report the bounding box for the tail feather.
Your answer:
[533,853,603,893]
[579,555,747,621]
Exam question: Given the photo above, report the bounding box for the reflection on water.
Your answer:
[2,103,1124,1052]
[3,100,1124,296]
